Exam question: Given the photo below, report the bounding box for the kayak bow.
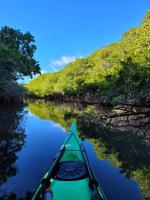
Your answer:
[32,122,107,200]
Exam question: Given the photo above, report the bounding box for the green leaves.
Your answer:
[27,10,150,105]
[0,26,40,98]
[0,26,40,78]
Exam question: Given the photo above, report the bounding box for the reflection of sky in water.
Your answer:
[0,104,145,199]
[1,113,67,197]
[84,141,142,200]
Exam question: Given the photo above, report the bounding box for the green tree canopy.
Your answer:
[0,26,41,98]
[0,26,40,78]
[27,10,150,105]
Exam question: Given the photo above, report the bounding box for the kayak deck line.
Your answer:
[32,122,107,200]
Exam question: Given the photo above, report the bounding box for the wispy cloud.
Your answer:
[34,70,48,77]
[41,70,48,74]
[50,55,83,72]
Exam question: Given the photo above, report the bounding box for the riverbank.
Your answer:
[1,91,150,107]
[25,92,150,107]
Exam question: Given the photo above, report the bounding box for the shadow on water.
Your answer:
[0,105,27,199]
[28,100,150,200]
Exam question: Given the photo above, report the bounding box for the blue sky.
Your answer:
[0,0,149,77]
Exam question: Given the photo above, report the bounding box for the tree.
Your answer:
[27,10,150,105]
[0,26,40,78]
[0,26,41,98]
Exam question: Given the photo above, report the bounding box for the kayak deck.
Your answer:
[32,122,106,200]
[49,127,92,200]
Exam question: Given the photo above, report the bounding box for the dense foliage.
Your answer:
[0,26,40,99]
[27,11,150,105]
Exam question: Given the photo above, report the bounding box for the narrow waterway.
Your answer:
[0,100,149,199]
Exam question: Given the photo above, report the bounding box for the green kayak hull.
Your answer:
[32,122,106,200]
[50,122,92,200]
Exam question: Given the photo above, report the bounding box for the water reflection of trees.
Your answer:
[77,106,150,200]
[28,100,84,130]
[0,105,26,188]
[28,101,150,199]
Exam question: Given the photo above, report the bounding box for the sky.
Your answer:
[0,0,149,78]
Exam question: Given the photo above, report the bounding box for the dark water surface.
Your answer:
[0,101,150,200]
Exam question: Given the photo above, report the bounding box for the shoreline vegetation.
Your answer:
[26,11,150,107]
[0,11,150,107]
[25,93,150,107]
[0,26,40,105]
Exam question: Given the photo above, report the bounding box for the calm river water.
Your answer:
[0,100,150,200]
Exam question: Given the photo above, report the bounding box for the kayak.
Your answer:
[32,122,107,200]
